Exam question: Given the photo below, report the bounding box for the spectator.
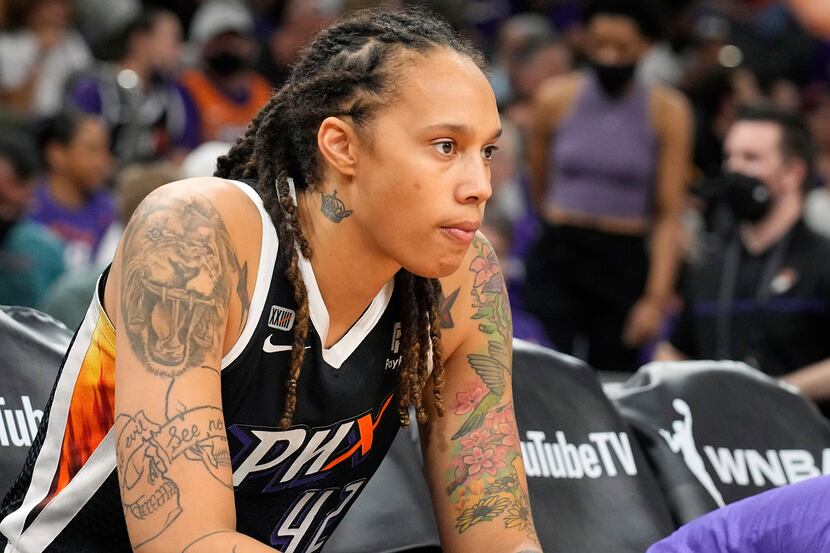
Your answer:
[0,134,64,307]
[256,0,339,88]
[524,0,693,372]
[804,87,830,238]
[68,9,200,165]
[655,105,830,412]
[39,160,180,329]
[502,35,573,137]
[0,0,92,117]
[684,67,762,178]
[181,0,272,143]
[488,13,557,108]
[29,111,116,272]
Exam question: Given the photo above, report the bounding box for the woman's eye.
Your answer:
[482,145,499,161]
[433,141,456,156]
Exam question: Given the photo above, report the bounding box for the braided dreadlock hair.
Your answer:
[215,8,484,429]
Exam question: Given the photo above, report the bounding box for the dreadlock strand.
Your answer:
[427,277,446,417]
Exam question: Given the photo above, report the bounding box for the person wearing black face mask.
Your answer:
[68,9,200,166]
[590,59,638,97]
[181,0,272,143]
[0,134,65,307]
[656,105,830,416]
[525,0,693,373]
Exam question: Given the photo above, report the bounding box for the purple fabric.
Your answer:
[69,77,103,114]
[28,182,116,268]
[648,476,830,553]
[547,73,658,220]
[68,75,201,151]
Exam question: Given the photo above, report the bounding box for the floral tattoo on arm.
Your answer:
[445,236,537,540]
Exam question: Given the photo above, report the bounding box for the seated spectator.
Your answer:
[39,160,181,329]
[655,105,830,412]
[0,0,92,117]
[68,9,200,165]
[0,134,64,307]
[181,0,272,143]
[29,111,115,272]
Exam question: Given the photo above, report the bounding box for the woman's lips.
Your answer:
[442,226,478,243]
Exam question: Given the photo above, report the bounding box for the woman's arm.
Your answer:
[113,182,273,552]
[420,234,542,553]
[624,86,693,347]
[526,74,579,211]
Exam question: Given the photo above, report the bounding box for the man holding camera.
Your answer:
[656,105,830,410]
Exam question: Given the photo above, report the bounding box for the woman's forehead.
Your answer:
[387,50,497,123]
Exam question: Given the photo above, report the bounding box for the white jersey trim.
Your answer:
[220,180,279,370]
[297,252,394,369]
[0,299,100,551]
[13,430,116,553]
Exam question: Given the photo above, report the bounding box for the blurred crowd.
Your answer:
[3,0,830,399]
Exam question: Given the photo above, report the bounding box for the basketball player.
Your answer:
[0,9,541,553]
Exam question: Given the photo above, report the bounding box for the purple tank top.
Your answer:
[546,72,658,220]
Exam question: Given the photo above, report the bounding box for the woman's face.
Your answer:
[56,118,113,194]
[344,48,501,279]
[584,15,649,66]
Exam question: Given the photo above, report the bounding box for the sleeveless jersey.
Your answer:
[0,180,404,552]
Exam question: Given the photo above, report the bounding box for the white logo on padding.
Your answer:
[520,430,638,479]
[659,398,726,507]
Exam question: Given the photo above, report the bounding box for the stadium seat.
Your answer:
[512,339,676,552]
[331,340,677,552]
[610,360,830,525]
[324,422,441,553]
[0,306,71,496]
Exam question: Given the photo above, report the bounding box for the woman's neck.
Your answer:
[48,173,87,210]
[296,189,399,347]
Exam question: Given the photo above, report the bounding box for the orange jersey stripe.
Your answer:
[43,311,116,507]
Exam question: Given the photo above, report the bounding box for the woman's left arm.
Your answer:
[624,86,693,347]
[420,234,542,553]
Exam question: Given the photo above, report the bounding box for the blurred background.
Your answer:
[3,0,830,387]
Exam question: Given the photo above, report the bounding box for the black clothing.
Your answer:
[524,223,649,372]
[671,221,830,377]
[0,181,403,552]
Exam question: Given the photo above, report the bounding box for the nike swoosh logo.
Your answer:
[263,335,311,353]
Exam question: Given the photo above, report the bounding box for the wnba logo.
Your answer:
[269,305,295,331]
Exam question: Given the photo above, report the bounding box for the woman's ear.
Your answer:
[317,116,358,178]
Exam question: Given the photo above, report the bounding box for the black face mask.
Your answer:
[205,51,248,77]
[591,61,637,97]
[723,172,772,223]
[693,172,772,223]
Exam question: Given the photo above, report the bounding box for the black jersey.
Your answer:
[0,181,404,552]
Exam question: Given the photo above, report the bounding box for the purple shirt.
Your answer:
[546,72,658,220]
[648,476,830,552]
[28,182,116,272]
